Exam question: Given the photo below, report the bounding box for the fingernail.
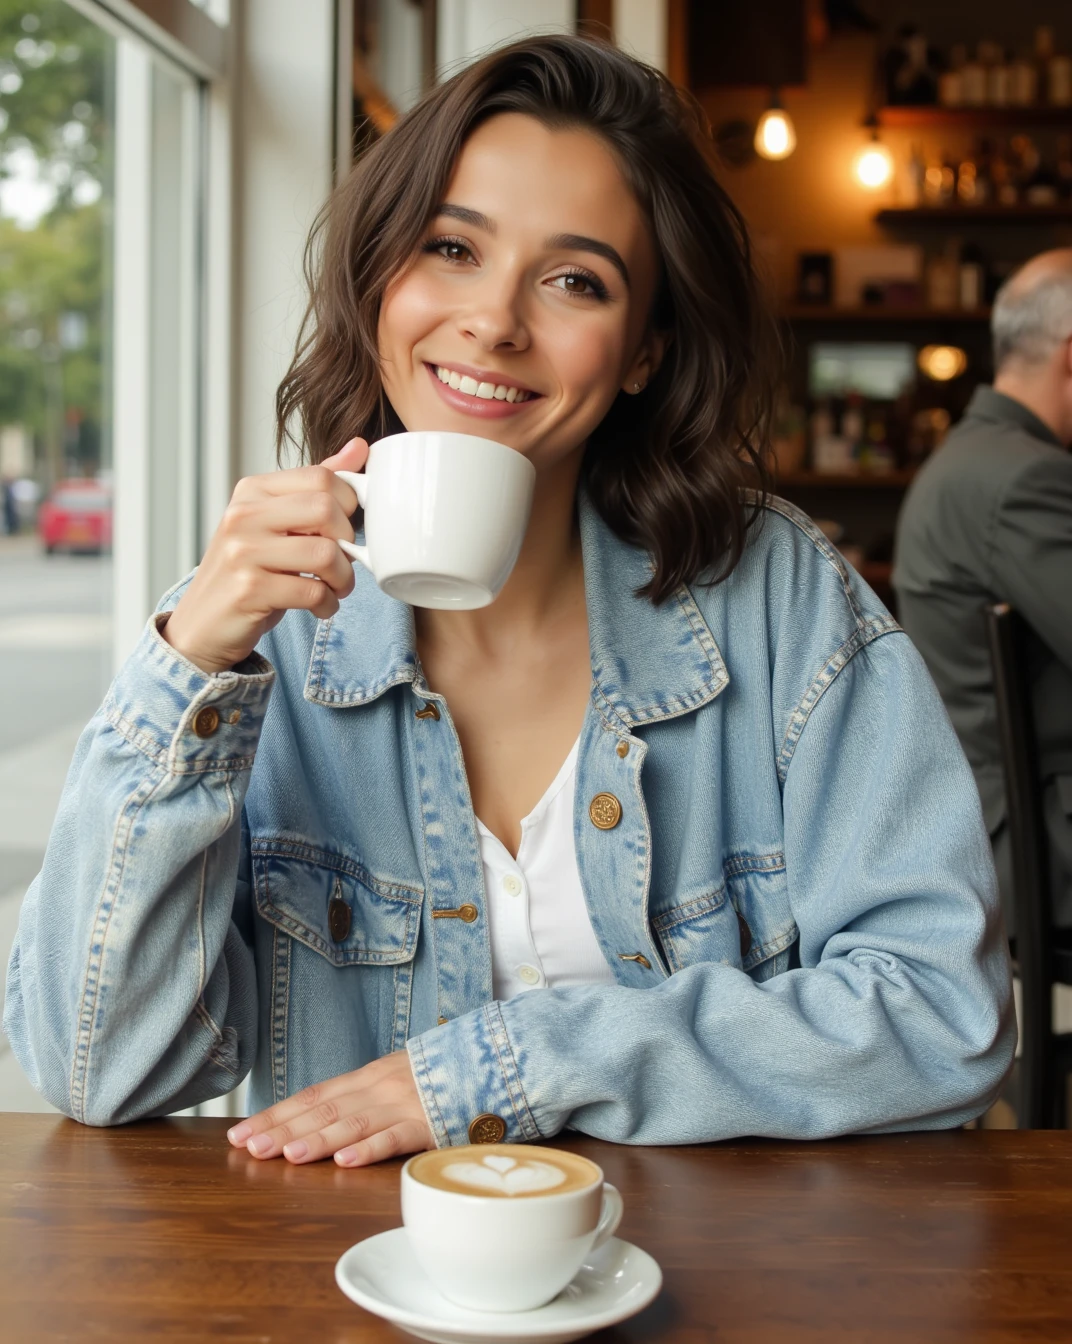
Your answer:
[335,1148,358,1167]
[248,1133,274,1156]
[283,1140,308,1162]
[227,1123,252,1146]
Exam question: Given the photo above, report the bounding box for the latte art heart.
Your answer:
[441,1155,568,1195]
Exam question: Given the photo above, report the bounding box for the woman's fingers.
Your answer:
[255,535,356,597]
[321,436,370,473]
[248,490,357,543]
[233,463,360,515]
[275,1104,410,1164]
[335,1121,429,1169]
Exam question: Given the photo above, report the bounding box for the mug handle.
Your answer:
[333,470,372,573]
[591,1182,624,1252]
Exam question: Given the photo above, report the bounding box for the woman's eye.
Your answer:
[550,272,606,300]
[438,241,472,263]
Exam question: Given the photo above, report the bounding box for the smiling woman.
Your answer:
[6,35,1014,1167]
[277,36,777,600]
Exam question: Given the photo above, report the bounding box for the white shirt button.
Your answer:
[502,874,523,896]
[517,964,542,986]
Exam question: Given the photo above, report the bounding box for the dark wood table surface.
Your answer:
[2,1114,1071,1342]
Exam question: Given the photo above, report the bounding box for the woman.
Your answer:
[5,36,1013,1164]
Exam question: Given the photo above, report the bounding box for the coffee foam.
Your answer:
[409,1144,598,1199]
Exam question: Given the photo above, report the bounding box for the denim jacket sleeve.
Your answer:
[3,606,274,1124]
[407,628,1017,1146]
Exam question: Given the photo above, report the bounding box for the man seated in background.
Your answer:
[894,248,1072,933]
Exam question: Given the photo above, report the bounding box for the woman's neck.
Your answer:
[415,449,586,658]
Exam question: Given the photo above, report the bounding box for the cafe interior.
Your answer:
[1,0,1071,1339]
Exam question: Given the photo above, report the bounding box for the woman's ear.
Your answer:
[622,329,671,395]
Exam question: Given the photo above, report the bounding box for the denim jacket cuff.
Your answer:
[407,1001,542,1148]
[102,612,275,773]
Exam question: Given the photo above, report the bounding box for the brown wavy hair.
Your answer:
[276,34,777,601]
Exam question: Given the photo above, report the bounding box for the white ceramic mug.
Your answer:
[334,431,535,610]
[400,1144,623,1313]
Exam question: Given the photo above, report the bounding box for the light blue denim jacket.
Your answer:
[5,495,1015,1141]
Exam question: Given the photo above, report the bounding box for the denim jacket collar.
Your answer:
[303,493,729,728]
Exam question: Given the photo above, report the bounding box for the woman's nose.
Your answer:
[456,278,530,351]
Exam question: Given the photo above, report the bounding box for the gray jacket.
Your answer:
[893,385,1072,927]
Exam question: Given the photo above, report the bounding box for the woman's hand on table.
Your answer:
[227,1050,435,1167]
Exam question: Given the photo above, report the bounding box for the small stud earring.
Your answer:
[633,381,641,393]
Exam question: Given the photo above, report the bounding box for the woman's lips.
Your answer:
[424,362,541,419]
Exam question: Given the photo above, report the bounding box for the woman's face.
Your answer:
[377,113,664,472]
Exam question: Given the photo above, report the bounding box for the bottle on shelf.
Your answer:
[960,46,987,106]
[991,138,1019,206]
[1035,26,1056,105]
[959,243,986,310]
[938,44,966,107]
[1008,53,1038,107]
[1050,52,1072,108]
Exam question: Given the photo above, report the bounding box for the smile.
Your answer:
[432,364,535,402]
[424,362,541,418]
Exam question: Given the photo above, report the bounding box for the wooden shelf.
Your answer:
[877,106,1072,130]
[876,206,1072,225]
[782,306,990,323]
[777,471,916,489]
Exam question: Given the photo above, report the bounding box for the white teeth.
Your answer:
[434,366,531,403]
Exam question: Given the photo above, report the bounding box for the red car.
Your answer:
[37,479,113,554]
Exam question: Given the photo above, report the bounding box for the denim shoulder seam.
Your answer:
[758,495,870,631]
[69,767,169,1122]
[776,619,901,785]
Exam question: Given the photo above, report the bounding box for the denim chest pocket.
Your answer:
[251,838,422,966]
[651,853,797,983]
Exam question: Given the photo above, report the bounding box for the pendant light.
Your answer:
[754,90,796,161]
[853,115,894,189]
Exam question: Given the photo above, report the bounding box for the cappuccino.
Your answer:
[408,1143,599,1199]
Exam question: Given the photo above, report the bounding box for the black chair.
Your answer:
[985,603,1072,1128]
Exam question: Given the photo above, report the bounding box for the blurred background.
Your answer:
[0,0,1069,1111]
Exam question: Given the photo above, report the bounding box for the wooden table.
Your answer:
[1,1115,1071,1342]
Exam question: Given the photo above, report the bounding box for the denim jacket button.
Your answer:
[737,913,752,958]
[192,706,220,738]
[468,1113,507,1144]
[328,898,351,943]
[589,793,622,830]
[616,741,630,758]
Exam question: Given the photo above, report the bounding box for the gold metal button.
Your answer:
[328,898,351,944]
[616,741,629,758]
[415,702,441,721]
[737,913,752,958]
[192,706,220,738]
[589,793,622,830]
[619,952,652,969]
[227,709,241,725]
[437,1016,448,1025]
[468,1113,507,1144]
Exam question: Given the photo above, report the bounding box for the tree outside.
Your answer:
[0,0,112,511]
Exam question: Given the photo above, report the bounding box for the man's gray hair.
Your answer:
[992,268,1072,370]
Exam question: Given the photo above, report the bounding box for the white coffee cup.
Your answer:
[400,1144,623,1313]
[334,431,535,610]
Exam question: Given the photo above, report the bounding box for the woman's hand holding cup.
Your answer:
[162,438,369,675]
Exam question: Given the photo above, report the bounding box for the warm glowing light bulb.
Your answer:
[754,107,796,161]
[854,140,894,189]
[918,345,968,381]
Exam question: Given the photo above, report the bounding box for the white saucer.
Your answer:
[335,1227,662,1344]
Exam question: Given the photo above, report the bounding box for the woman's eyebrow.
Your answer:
[435,204,630,288]
[544,233,630,288]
